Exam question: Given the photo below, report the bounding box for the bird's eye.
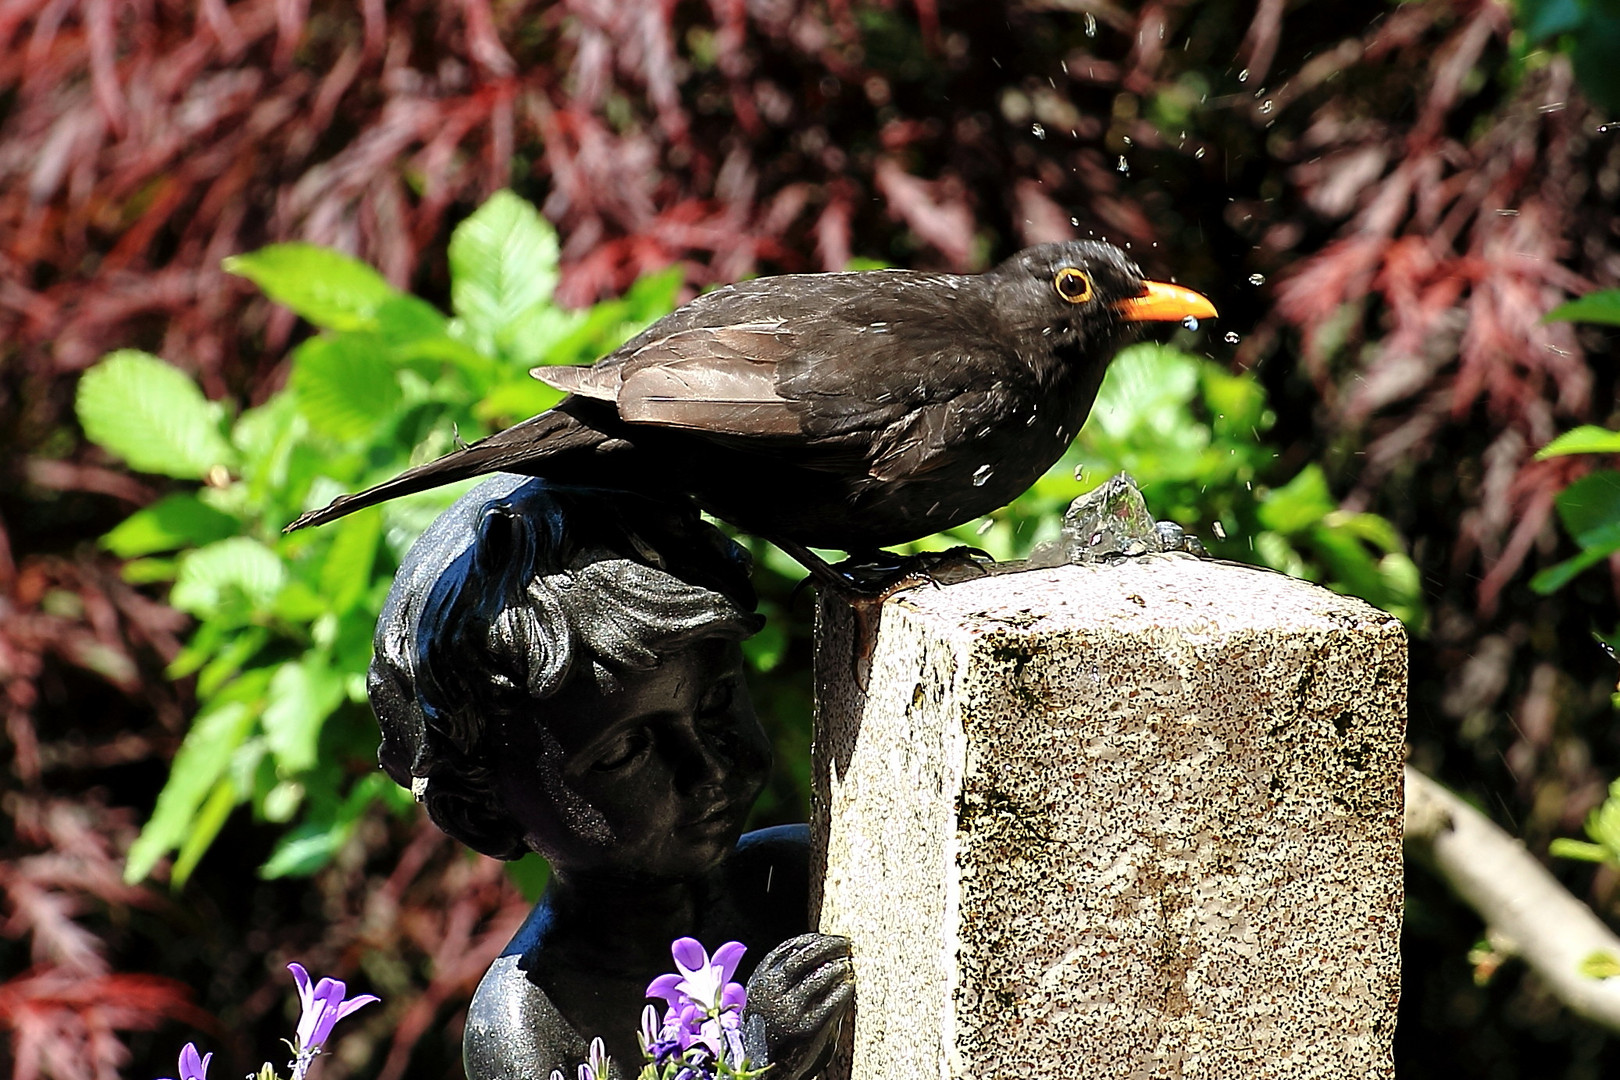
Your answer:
[1054,267,1094,303]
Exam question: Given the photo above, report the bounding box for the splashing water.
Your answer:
[1224,331,1240,344]
[972,464,994,487]
[1117,156,1130,173]
[1032,122,1046,139]
[1238,68,1250,83]
[1248,273,1265,285]
[1084,12,1097,37]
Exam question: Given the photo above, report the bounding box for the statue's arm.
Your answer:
[741,932,854,1080]
[465,955,592,1080]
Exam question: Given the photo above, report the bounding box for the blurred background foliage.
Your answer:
[1,2,1617,1079]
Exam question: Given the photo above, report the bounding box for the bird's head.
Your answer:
[988,240,1217,352]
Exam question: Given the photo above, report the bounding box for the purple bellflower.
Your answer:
[548,1036,609,1080]
[642,938,751,1078]
[159,1043,211,1080]
[287,963,380,1080]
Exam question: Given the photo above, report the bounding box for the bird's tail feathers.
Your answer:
[284,410,606,532]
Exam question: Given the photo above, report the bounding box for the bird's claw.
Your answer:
[831,546,994,596]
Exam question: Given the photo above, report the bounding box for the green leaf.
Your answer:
[124,700,257,883]
[1553,471,1620,545]
[320,510,383,615]
[196,626,269,699]
[224,244,399,332]
[505,854,551,902]
[475,379,564,425]
[375,294,450,344]
[448,191,561,351]
[1083,344,1200,443]
[170,537,287,616]
[1578,951,1620,979]
[1256,465,1336,535]
[502,305,588,369]
[259,820,351,879]
[290,334,403,441]
[1570,14,1620,115]
[77,351,235,479]
[170,777,241,886]
[1544,289,1620,327]
[621,266,686,323]
[102,494,240,558]
[1549,838,1611,863]
[1520,0,1584,40]
[1585,780,1620,854]
[262,657,346,773]
[1537,426,1620,459]
[259,774,387,878]
[1530,543,1618,595]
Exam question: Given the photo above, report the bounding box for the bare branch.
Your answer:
[1404,765,1620,1031]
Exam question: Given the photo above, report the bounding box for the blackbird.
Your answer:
[287,240,1215,579]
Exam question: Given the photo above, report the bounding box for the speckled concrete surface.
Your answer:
[810,555,1405,1080]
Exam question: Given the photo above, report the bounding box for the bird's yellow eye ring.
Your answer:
[1054,267,1093,303]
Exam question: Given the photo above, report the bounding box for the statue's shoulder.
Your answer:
[727,824,812,934]
[465,953,584,1080]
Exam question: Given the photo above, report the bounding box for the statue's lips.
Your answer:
[682,801,740,832]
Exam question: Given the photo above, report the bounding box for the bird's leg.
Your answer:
[771,540,996,596]
[769,538,866,591]
[836,547,995,594]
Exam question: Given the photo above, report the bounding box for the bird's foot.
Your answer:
[832,546,994,597]
[772,538,993,597]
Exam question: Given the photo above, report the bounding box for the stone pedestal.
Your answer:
[810,556,1405,1079]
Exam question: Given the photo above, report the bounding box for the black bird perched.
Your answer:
[287,240,1215,582]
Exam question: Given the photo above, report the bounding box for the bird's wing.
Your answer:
[531,275,1018,475]
[864,388,1010,482]
[532,364,612,400]
[608,322,810,437]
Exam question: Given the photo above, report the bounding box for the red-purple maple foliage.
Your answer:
[3,2,1619,1079]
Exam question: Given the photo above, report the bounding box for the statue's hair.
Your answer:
[368,476,762,859]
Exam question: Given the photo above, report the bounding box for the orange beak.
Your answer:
[1116,280,1219,323]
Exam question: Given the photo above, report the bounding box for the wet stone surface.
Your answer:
[811,556,1405,1080]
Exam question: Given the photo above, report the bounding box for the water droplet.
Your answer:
[1084,11,1097,36]
[1238,68,1250,83]
[976,518,995,536]
[1181,315,1200,331]
[1224,331,1240,344]
[1032,122,1046,139]
[1122,135,1133,146]
[972,464,994,487]
[1194,147,1206,159]
[1259,99,1273,114]
[1212,521,1227,540]
[1070,216,1081,227]
[1599,122,1617,133]
[1248,273,1265,286]
[1117,155,1130,173]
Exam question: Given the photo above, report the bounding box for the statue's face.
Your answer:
[490,637,771,881]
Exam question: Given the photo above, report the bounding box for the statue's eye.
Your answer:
[1054,267,1094,303]
[592,730,650,771]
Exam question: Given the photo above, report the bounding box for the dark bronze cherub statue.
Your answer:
[367,476,852,1079]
